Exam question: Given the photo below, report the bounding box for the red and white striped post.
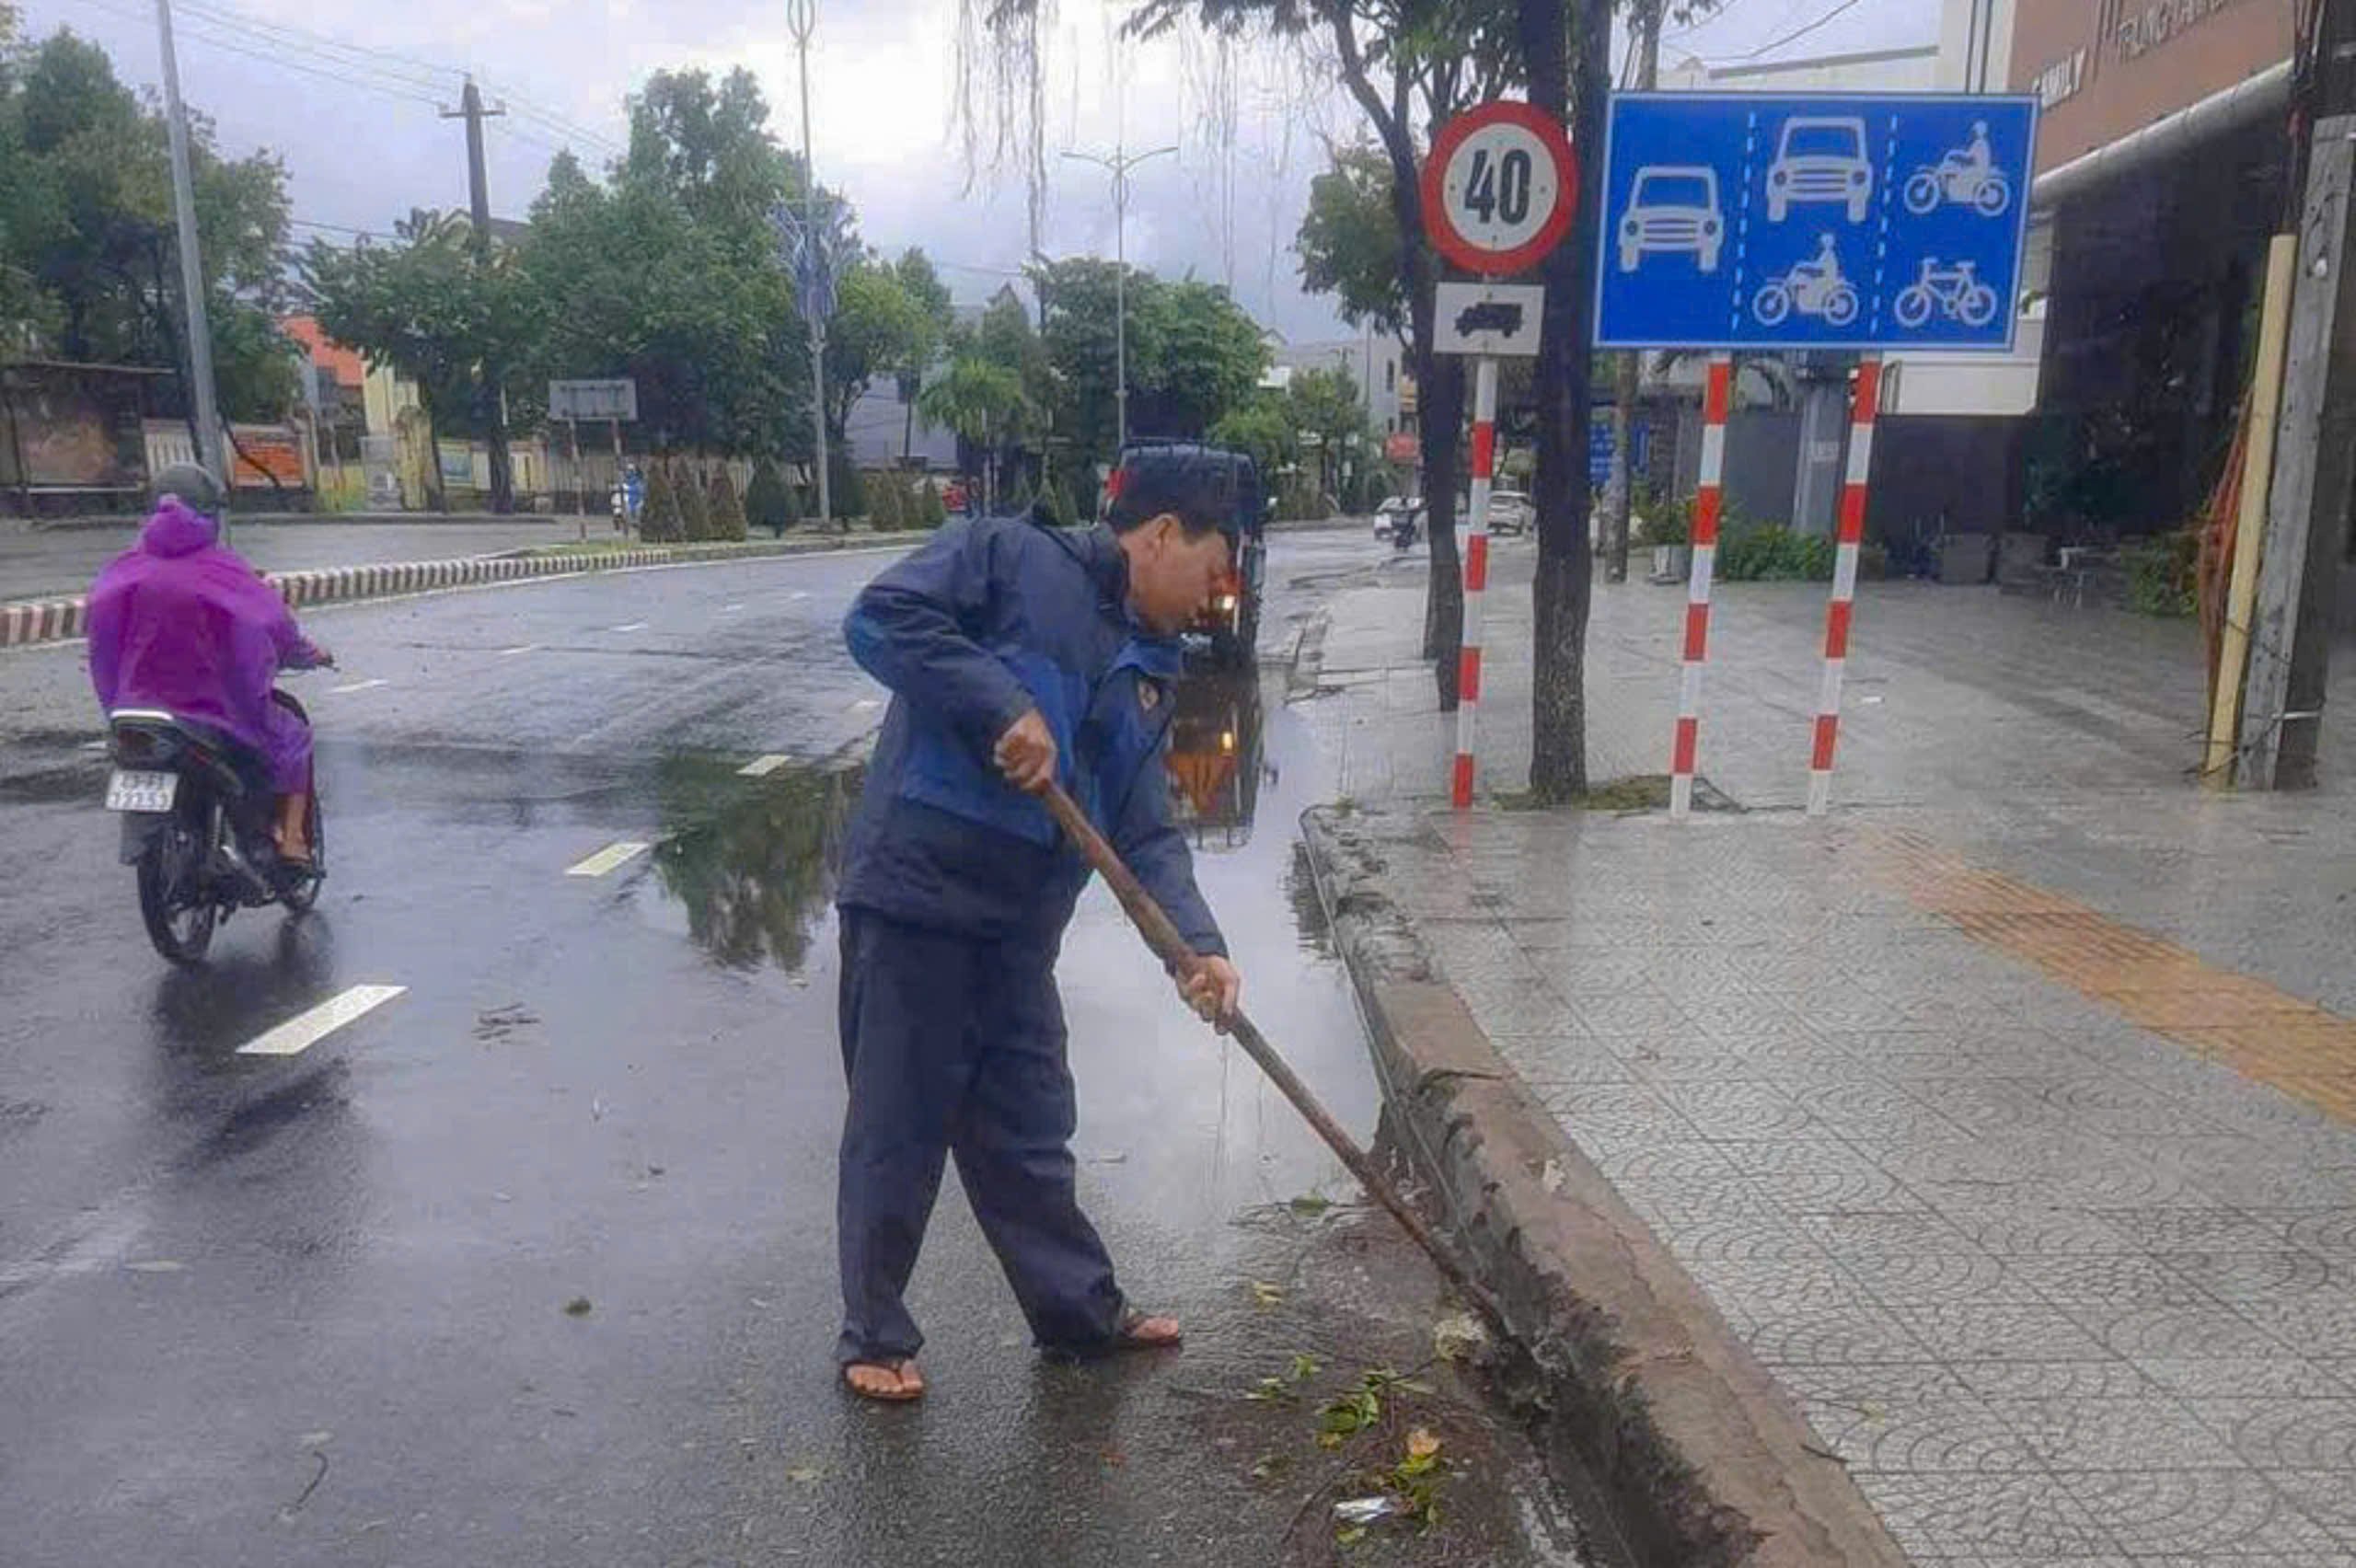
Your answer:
[1669,352,1734,822]
[1451,353,1500,810]
[1807,354,1881,817]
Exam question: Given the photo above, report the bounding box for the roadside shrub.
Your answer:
[1717,523,1834,582]
[917,480,948,528]
[640,463,682,541]
[745,458,793,536]
[676,461,713,540]
[2126,530,2198,617]
[1631,488,1689,548]
[866,471,906,529]
[827,449,860,521]
[708,470,748,542]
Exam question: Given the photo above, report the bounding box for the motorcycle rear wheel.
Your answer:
[138,820,217,964]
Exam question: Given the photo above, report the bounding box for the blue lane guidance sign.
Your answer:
[1594,92,2037,352]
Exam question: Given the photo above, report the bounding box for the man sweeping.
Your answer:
[832,447,1246,1402]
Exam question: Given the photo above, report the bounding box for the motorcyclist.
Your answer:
[86,465,332,864]
[1950,121,1992,179]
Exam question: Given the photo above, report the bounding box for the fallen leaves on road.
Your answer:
[1250,1279,1285,1309]
[563,1297,593,1317]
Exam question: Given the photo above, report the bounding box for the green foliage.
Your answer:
[1716,524,1835,582]
[745,457,793,536]
[1,22,297,418]
[826,259,928,441]
[1297,144,1405,342]
[2127,530,2199,617]
[676,459,713,539]
[826,446,861,521]
[306,211,541,485]
[865,469,907,529]
[917,479,948,528]
[640,462,683,541]
[1632,488,1689,548]
[708,468,748,541]
[507,69,821,457]
[1206,396,1296,488]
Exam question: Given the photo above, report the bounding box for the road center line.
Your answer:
[497,643,539,656]
[566,840,650,877]
[739,754,792,778]
[722,604,745,613]
[237,985,407,1057]
[612,622,649,633]
[849,698,880,712]
[328,678,388,694]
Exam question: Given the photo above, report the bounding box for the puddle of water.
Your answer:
[648,755,862,975]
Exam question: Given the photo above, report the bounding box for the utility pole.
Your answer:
[1064,144,1176,450]
[1600,0,1663,584]
[787,0,830,527]
[443,77,514,514]
[154,0,226,531]
[2244,0,2356,787]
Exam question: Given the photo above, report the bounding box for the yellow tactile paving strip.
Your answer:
[1863,827,2356,1122]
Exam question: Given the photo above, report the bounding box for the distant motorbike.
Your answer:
[105,689,326,963]
[1390,507,1421,552]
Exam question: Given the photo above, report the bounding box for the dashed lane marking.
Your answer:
[849,698,881,712]
[237,984,408,1057]
[497,643,539,656]
[566,840,650,877]
[611,622,649,633]
[739,754,793,778]
[328,678,388,694]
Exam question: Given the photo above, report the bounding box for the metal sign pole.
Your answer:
[1807,354,1882,815]
[1452,353,1500,809]
[1669,353,1733,822]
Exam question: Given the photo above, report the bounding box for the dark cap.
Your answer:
[151,462,225,518]
[1105,444,1244,545]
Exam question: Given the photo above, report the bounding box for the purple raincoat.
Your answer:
[87,498,322,793]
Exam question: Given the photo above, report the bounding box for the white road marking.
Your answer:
[722,604,745,613]
[739,754,793,778]
[328,678,388,694]
[81,739,107,752]
[612,622,649,633]
[497,643,539,656]
[789,592,809,601]
[237,984,407,1057]
[849,698,881,712]
[566,840,650,877]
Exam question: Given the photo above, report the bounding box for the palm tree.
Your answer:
[917,354,1029,511]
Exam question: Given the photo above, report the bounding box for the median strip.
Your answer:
[738,754,793,778]
[237,984,408,1057]
[0,531,939,651]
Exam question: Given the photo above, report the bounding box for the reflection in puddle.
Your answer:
[652,755,862,974]
[1164,672,1271,853]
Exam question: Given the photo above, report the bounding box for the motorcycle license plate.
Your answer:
[104,769,179,813]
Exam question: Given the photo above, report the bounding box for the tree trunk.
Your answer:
[1418,348,1466,698]
[1524,0,1609,801]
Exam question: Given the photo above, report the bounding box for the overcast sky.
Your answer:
[20,0,1943,342]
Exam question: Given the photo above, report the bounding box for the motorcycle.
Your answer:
[105,689,326,963]
[1903,157,2012,218]
[1893,257,1999,330]
[1389,506,1422,553]
[1752,243,1860,329]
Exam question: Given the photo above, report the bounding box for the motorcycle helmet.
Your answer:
[151,462,225,519]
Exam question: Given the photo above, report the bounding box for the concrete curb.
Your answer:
[1299,805,1908,1568]
[0,532,932,650]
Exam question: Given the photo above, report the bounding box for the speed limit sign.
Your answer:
[1421,101,1578,277]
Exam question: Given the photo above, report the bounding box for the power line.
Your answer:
[1739,0,1869,61]
[65,0,445,109]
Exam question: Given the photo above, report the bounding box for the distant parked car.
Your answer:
[1484,490,1535,535]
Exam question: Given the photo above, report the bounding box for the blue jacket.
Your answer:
[837,515,1226,957]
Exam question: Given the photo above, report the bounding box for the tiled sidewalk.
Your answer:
[1363,805,2356,1563]
[1294,559,2356,1562]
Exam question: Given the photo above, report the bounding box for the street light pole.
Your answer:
[786,0,830,526]
[154,0,226,527]
[1063,144,1175,451]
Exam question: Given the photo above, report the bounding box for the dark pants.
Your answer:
[834,907,1125,1366]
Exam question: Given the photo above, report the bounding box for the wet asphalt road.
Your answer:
[0,536,1590,1566]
